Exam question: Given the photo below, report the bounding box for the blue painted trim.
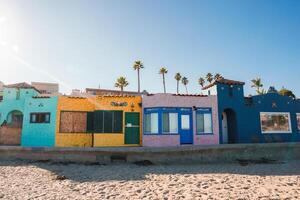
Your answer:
[144,133,179,136]
[143,107,195,138]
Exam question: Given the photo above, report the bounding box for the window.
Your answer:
[297,114,300,132]
[60,111,87,133]
[162,113,178,134]
[93,110,123,133]
[30,113,50,123]
[260,112,292,133]
[144,113,159,134]
[196,112,213,134]
[181,115,190,130]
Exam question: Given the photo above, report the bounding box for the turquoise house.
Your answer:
[0,83,57,147]
[0,83,40,145]
[21,96,58,147]
[0,83,40,125]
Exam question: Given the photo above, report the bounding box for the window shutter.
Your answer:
[113,111,123,133]
[94,111,104,133]
[103,111,113,133]
[87,112,94,132]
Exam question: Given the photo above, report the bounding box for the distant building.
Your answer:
[31,82,59,95]
[0,81,4,101]
[85,88,147,96]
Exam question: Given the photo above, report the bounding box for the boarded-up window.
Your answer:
[60,111,87,133]
[94,110,123,133]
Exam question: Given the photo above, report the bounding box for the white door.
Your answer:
[222,112,228,144]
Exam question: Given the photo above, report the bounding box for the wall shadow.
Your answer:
[0,159,299,183]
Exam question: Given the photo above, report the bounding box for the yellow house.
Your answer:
[55,95,142,147]
[55,96,94,147]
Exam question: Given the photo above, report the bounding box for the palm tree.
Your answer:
[182,77,189,94]
[251,77,263,94]
[214,73,223,80]
[159,67,168,93]
[114,76,129,92]
[174,73,182,94]
[133,60,144,93]
[206,73,214,83]
[198,77,205,87]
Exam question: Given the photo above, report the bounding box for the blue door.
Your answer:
[179,113,193,144]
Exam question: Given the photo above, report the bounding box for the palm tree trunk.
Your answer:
[185,85,188,94]
[163,74,166,93]
[137,69,140,93]
[177,81,179,94]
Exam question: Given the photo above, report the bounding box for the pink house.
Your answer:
[142,93,219,147]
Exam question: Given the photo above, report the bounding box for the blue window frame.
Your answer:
[196,108,213,135]
[144,107,192,135]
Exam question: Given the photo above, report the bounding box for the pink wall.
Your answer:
[143,135,180,147]
[142,94,219,147]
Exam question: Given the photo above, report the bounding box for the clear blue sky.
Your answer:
[0,0,299,96]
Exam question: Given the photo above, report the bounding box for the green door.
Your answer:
[125,112,140,144]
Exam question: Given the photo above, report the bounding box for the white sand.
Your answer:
[0,160,299,200]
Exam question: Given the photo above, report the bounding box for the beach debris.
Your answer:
[133,160,154,166]
[53,175,68,181]
[237,158,284,166]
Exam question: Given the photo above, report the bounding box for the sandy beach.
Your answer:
[0,160,299,200]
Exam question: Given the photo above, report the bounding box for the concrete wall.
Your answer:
[21,97,58,147]
[0,143,299,164]
[142,94,219,147]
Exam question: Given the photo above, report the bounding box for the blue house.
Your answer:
[202,78,300,144]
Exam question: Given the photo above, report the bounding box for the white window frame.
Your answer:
[297,113,300,132]
[144,113,159,134]
[162,112,178,134]
[260,112,292,134]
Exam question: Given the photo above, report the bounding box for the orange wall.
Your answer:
[93,96,142,147]
[55,96,95,147]
[55,96,142,147]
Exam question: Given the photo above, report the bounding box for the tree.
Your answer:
[279,87,296,99]
[133,60,144,93]
[198,77,205,87]
[182,77,189,94]
[159,67,168,93]
[114,76,129,92]
[206,73,214,83]
[251,77,263,95]
[214,73,223,80]
[174,73,182,94]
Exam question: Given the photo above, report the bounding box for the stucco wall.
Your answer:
[56,97,94,147]
[93,96,142,147]
[21,97,58,147]
[142,94,219,147]
[216,83,300,144]
[56,96,142,147]
[0,126,21,145]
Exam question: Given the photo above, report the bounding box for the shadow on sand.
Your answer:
[0,158,300,183]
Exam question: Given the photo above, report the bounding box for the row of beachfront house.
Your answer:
[0,79,299,148]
